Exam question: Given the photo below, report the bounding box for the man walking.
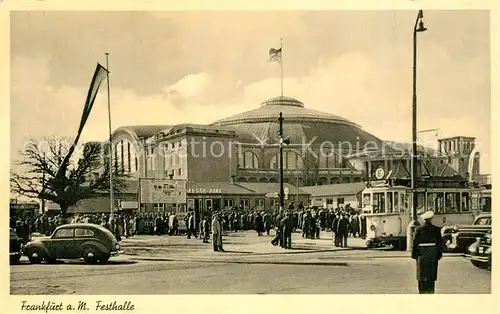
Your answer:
[411,210,443,294]
[337,214,349,247]
[211,213,224,252]
[282,212,293,249]
[186,212,196,239]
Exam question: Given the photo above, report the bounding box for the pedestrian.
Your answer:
[282,212,293,249]
[186,212,196,239]
[211,214,224,252]
[254,212,264,236]
[332,214,341,247]
[411,210,443,294]
[337,214,349,247]
[263,211,272,236]
[315,214,321,239]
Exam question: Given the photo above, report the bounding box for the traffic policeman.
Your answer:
[411,210,443,294]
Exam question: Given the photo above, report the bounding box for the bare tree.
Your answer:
[10,137,129,218]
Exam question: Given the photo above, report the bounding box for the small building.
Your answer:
[301,182,366,210]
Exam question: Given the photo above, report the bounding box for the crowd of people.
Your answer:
[10,202,367,251]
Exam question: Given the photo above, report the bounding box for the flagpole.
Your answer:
[105,52,114,223]
[280,38,283,97]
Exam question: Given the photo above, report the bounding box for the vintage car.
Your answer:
[441,213,491,253]
[465,230,492,270]
[22,223,122,264]
[9,228,24,264]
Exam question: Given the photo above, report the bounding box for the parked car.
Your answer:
[465,230,491,270]
[441,213,491,253]
[9,228,24,264]
[22,223,122,264]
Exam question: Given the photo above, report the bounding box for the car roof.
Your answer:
[55,223,109,232]
[54,223,116,239]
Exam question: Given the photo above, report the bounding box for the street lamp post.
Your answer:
[279,112,285,212]
[407,10,427,251]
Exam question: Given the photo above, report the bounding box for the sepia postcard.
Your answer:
[1,0,498,314]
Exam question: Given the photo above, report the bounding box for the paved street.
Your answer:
[10,231,491,294]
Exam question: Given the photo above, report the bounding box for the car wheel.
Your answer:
[28,250,42,264]
[9,255,21,265]
[45,257,58,264]
[471,260,488,269]
[83,247,99,264]
[98,254,110,264]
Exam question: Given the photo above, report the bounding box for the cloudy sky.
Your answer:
[10,10,491,173]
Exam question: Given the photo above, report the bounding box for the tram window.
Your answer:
[435,193,445,213]
[387,192,393,213]
[394,192,399,212]
[373,193,385,214]
[427,193,437,213]
[481,198,491,212]
[363,194,371,206]
[416,193,426,214]
[461,193,470,212]
[471,195,479,211]
[445,192,460,213]
[400,193,409,212]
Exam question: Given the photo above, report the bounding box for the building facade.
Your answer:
[70,95,483,214]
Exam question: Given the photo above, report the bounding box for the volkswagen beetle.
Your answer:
[22,223,122,264]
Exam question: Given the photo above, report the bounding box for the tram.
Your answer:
[361,177,475,250]
[471,186,491,213]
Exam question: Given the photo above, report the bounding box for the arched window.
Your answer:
[319,152,343,169]
[241,151,259,169]
[129,143,137,173]
[270,151,303,169]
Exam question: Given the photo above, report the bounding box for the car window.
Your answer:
[54,228,74,238]
[75,228,94,237]
[475,217,490,225]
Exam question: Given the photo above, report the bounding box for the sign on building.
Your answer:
[139,179,187,204]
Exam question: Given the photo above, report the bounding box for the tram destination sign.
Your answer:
[139,179,187,204]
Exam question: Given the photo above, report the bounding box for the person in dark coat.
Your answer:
[411,210,443,294]
[263,212,272,235]
[332,214,341,247]
[282,212,293,249]
[337,214,350,247]
[254,213,264,236]
[201,216,210,243]
[272,213,284,247]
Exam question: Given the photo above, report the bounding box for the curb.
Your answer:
[124,251,464,262]
[131,257,349,266]
[122,247,356,256]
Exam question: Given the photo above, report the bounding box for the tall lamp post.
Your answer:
[278,112,285,212]
[407,10,427,251]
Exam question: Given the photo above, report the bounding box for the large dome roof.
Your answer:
[213,96,360,127]
[210,96,381,146]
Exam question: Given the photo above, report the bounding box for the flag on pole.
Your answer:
[269,47,282,63]
[55,63,109,179]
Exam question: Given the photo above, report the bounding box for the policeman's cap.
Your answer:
[420,210,434,220]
